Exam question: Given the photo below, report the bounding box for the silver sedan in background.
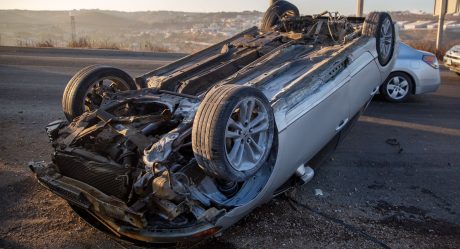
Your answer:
[380,42,441,102]
[444,45,460,76]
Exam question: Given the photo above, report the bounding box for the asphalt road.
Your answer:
[0,46,459,249]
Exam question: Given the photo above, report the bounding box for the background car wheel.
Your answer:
[192,84,275,182]
[62,65,137,121]
[362,12,395,66]
[381,72,413,102]
[456,72,460,76]
[260,0,299,32]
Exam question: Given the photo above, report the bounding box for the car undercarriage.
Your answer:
[30,6,397,243]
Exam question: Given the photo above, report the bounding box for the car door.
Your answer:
[274,68,351,175]
[347,52,382,116]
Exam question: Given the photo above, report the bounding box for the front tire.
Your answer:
[62,65,137,121]
[381,72,413,102]
[192,84,275,182]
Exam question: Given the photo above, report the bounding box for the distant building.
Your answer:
[404,21,437,29]
[426,20,457,29]
[397,21,410,30]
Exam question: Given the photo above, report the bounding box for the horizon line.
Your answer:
[0,8,430,14]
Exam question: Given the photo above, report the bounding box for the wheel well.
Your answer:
[391,71,416,95]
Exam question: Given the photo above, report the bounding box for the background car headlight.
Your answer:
[422,55,439,69]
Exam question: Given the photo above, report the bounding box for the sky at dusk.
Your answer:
[0,0,436,14]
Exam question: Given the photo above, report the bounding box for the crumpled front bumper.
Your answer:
[29,162,219,244]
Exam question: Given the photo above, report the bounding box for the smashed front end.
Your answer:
[30,89,273,243]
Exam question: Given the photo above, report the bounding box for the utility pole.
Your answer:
[356,0,364,17]
[436,0,447,53]
[70,12,76,43]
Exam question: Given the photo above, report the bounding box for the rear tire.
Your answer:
[363,12,395,66]
[62,65,137,121]
[260,1,299,32]
[192,84,275,182]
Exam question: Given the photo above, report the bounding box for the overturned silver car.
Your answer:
[30,1,398,244]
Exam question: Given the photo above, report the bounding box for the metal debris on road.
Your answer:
[386,138,404,154]
[314,189,324,196]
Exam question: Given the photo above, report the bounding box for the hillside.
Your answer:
[0,9,261,52]
[0,9,458,53]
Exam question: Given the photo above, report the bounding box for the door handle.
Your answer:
[336,118,349,131]
[370,86,379,96]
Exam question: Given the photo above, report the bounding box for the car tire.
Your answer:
[192,84,275,182]
[380,72,413,102]
[62,65,137,121]
[362,12,395,66]
[260,0,299,32]
[456,72,460,77]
